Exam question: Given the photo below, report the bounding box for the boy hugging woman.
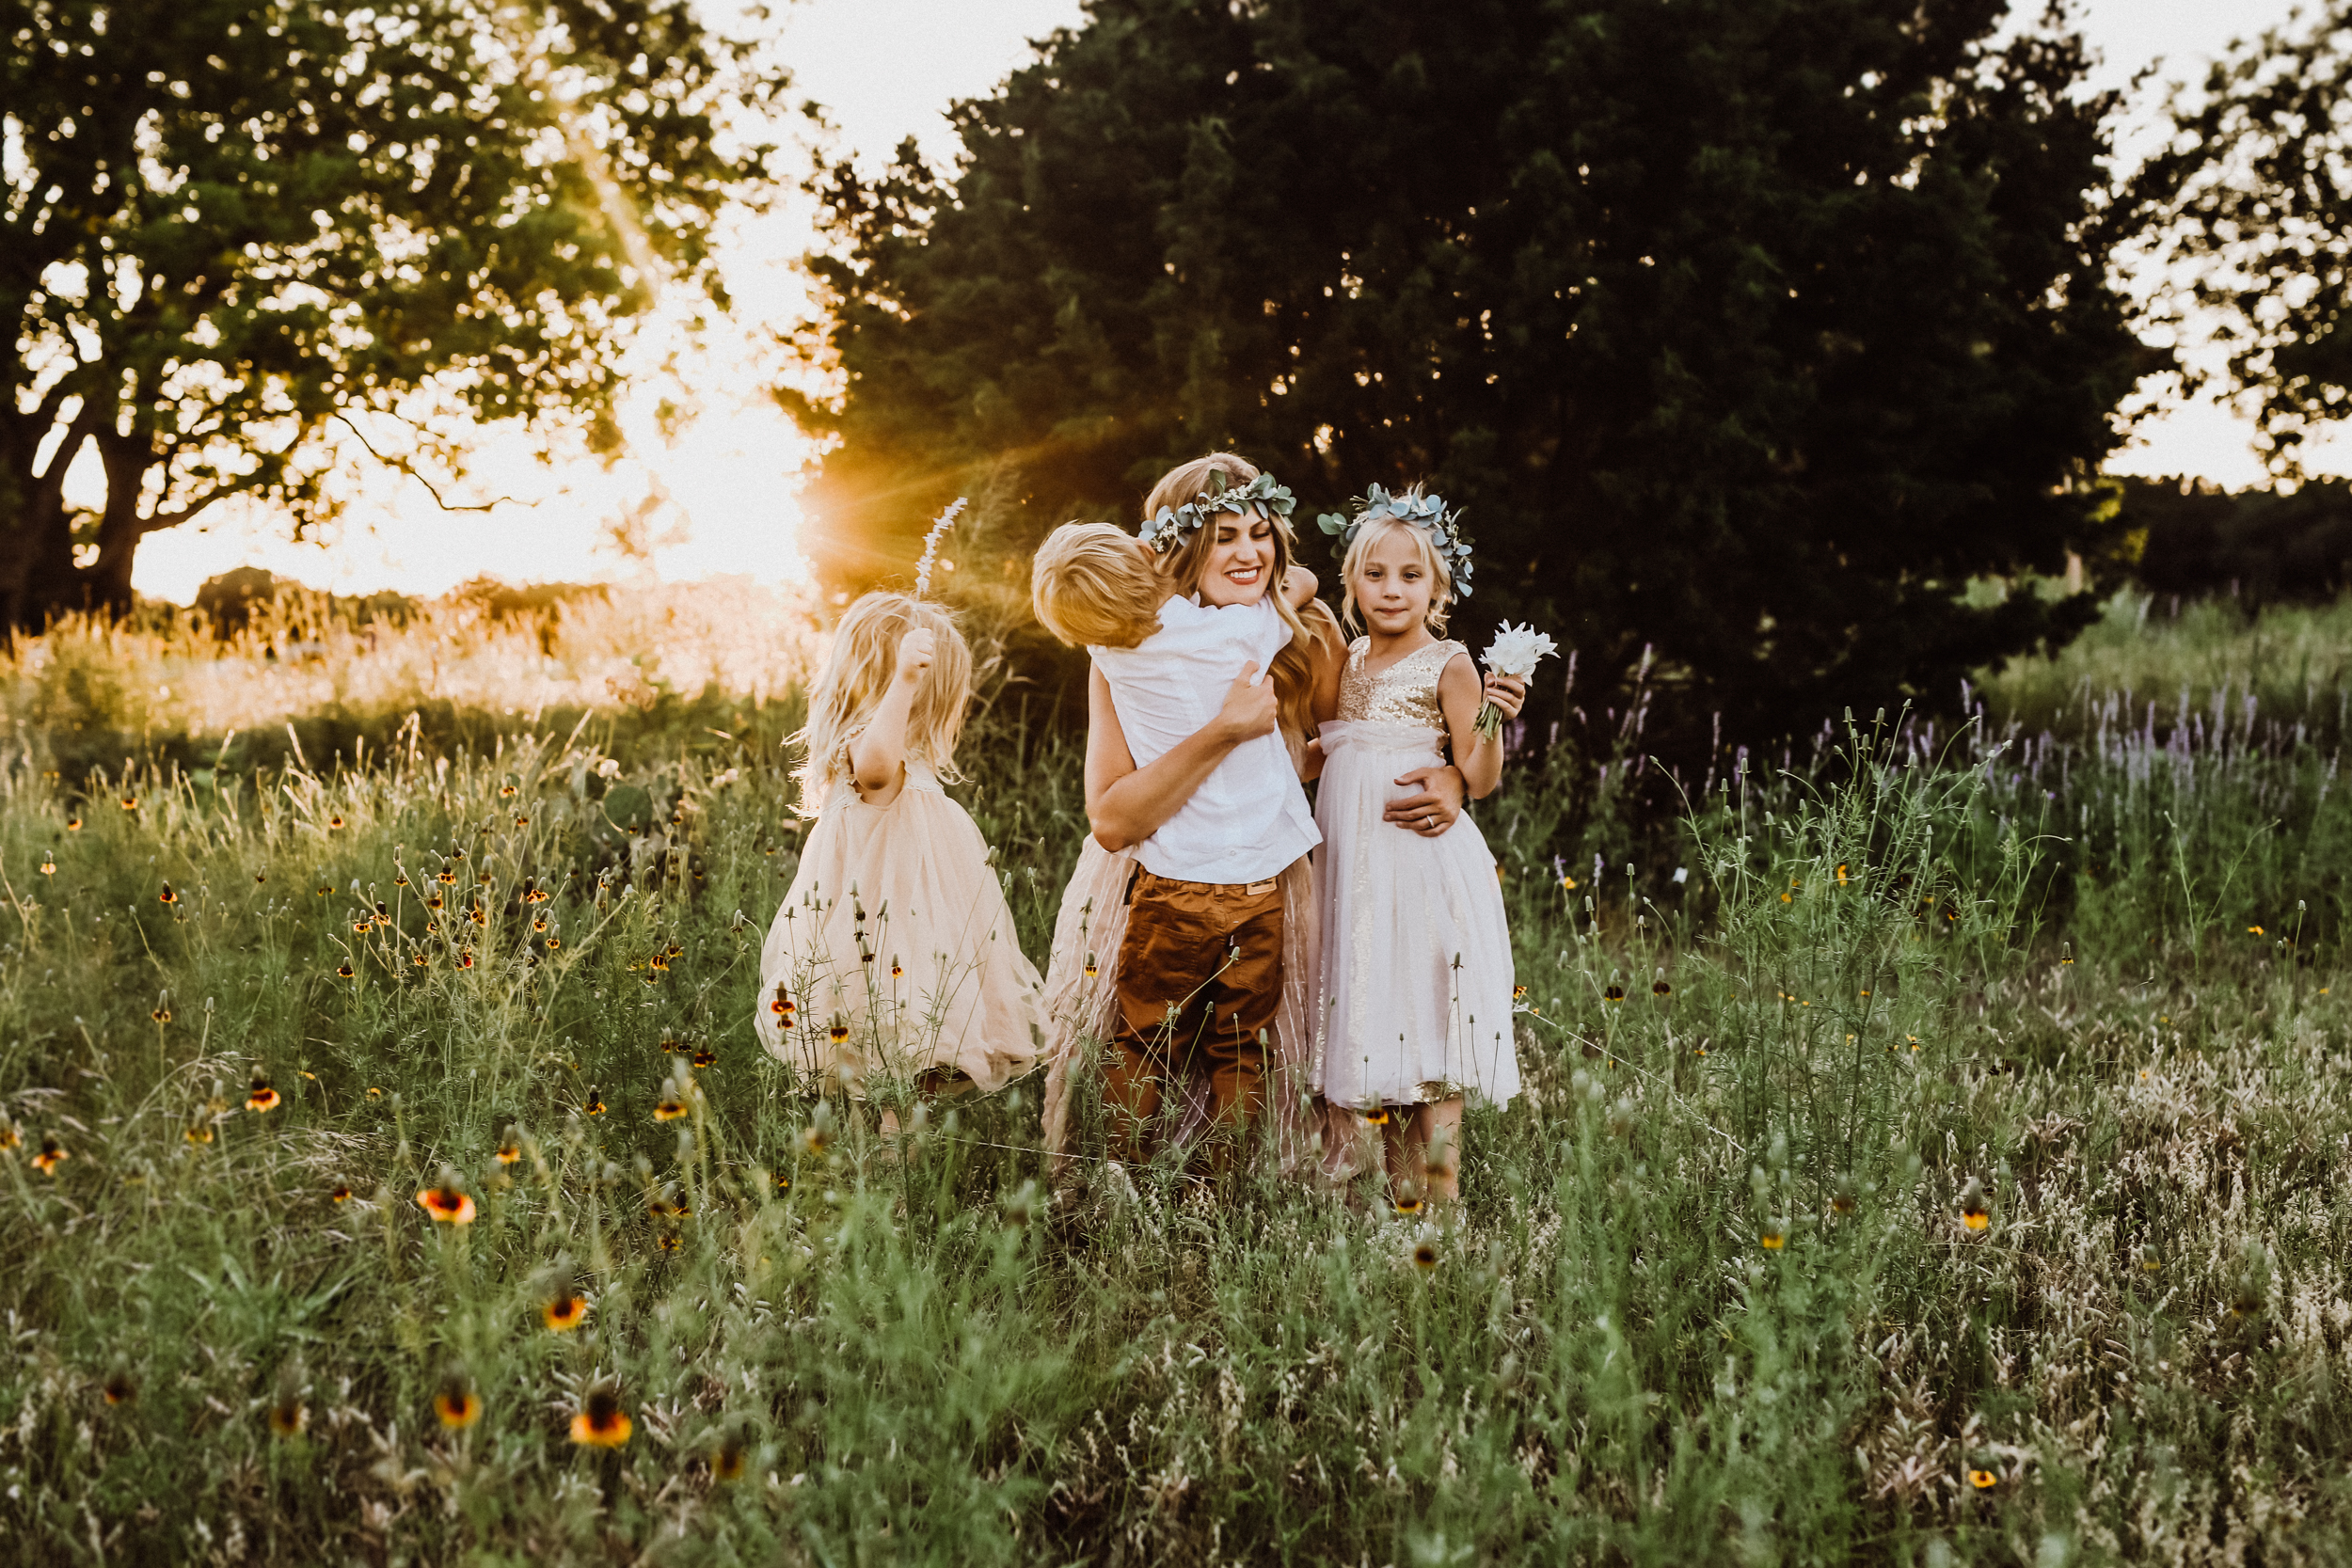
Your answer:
[1030,452,1527,1205]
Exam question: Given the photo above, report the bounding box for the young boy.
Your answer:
[1031,511,1321,1176]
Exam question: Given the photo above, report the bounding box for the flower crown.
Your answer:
[1139,469,1297,556]
[1315,484,1475,599]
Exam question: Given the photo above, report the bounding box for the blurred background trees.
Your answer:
[792,0,2144,768]
[0,0,782,633]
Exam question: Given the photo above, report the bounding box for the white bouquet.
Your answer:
[1475,622,1558,740]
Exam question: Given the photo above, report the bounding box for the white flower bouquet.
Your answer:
[1475,622,1558,741]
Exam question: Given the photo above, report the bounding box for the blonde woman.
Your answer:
[755,592,1041,1132]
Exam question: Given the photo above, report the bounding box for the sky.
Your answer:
[111,0,2317,603]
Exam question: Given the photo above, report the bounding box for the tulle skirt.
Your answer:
[1311,721,1520,1110]
[754,773,1042,1096]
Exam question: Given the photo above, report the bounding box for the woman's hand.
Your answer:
[1384,764,1468,837]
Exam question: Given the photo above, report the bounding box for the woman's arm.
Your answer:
[846,626,934,808]
[1085,662,1279,851]
[1438,653,1526,800]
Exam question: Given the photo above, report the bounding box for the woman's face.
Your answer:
[1194,505,1278,606]
[1351,528,1438,637]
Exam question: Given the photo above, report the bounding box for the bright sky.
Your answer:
[114,0,2313,604]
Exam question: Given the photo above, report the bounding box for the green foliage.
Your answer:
[2131,1,2352,479]
[4,592,2352,1559]
[0,0,783,629]
[794,0,2141,762]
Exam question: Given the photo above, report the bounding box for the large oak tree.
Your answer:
[2,0,780,631]
[792,0,2142,763]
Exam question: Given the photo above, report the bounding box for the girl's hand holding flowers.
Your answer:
[1476,623,1557,741]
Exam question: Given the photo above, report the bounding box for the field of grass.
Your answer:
[2,585,2349,1565]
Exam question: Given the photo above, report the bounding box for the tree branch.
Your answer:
[331,413,533,513]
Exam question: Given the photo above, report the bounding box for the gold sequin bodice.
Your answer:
[1335,637,1462,730]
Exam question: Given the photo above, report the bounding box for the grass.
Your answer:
[1,585,2349,1564]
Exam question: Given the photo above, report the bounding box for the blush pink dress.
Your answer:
[755,761,1042,1096]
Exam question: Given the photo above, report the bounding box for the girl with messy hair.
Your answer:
[755,591,1041,1136]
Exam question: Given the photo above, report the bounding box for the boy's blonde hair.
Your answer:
[1032,522,1165,650]
[792,591,974,815]
[1140,452,1336,736]
[1340,509,1455,637]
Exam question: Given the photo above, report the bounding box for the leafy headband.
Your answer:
[1315,484,1475,599]
[1139,469,1298,556]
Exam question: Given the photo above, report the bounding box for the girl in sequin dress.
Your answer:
[1311,492,1525,1206]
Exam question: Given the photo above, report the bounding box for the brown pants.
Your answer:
[1103,868,1284,1173]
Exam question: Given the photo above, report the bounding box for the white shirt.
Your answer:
[1091,595,1321,885]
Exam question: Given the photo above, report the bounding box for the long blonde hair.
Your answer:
[1140,452,1336,736]
[792,592,974,815]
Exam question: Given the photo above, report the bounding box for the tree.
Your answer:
[793,0,2141,765]
[2133,3,2352,480]
[2,0,779,631]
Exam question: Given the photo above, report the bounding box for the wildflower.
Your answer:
[532,915,549,934]
[495,1126,523,1165]
[1830,1175,1857,1215]
[658,1230,682,1253]
[67,816,82,832]
[329,1183,352,1204]
[316,883,332,897]
[366,1086,383,1098]
[1411,1239,1439,1273]
[158,882,178,906]
[1836,863,1849,885]
[774,1172,792,1195]
[335,961,355,979]
[151,1003,171,1023]
[501,784,517,799]
[417,1174,477,1225]
[827,1017,850,1047]
[1652,979,1672,998]
[102,1370,136,1406]
[457,950,474,970]
[802,1122,833,1158]
[659,1037,681,1055]
[353,916,373,934]
[712,1430,748,1481]
[1394,1192,1423,1216]
[246,1076,280,1113]
[121,796,138,812]
[647,1183,690,1219]
[1760,1218,1788,1250]
[2249,925,2264,936]
[268,1395,308,1438]
[394,871,410,887]
[544,936,561,951]
[185,1118,214,1145]
[0,1122,17,1151]
[1083,953,1098,981]
[327,815,345,831]
[437,868,456,886]
[413,953,429,968]
[649,953,670,974]
[583,1089,607,1117]
[1968,1468,1996,1491]
[1959,1177,1991,1231]
[40,851,56,875]
[2137,1243,2161,1274]
[891,959,903,980]
[691,1046,718,1069]
[653,1095,690,1122]
[544,1291,589,1332]
[1361,1105,1391,1127]
[435,1370,483,1430]
[1602,985,1625,1003]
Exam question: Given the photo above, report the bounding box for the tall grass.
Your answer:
[0,587,2348,1563]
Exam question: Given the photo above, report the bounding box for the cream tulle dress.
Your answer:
[1312,638,1520,1111]
[755,762,1042,1096]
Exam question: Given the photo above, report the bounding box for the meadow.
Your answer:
[2,583,2349,1565]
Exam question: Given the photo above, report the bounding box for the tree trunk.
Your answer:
[0,418,154,635]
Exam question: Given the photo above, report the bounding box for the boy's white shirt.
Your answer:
[1090,594,1320,885]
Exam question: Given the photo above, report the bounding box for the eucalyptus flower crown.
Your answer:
[1315,484,1475,599]
[1139,469,1298,555]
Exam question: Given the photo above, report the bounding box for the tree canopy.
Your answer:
[794,0,2143,763]
[1,0,780,631]
[2134,2,2352,481]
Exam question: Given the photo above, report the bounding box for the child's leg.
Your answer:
[1383,1098,1465,1206]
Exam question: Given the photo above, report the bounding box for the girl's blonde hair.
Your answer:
[792,591,974,815]
[1140,452,1337,736]
[1339,507,1455,637]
